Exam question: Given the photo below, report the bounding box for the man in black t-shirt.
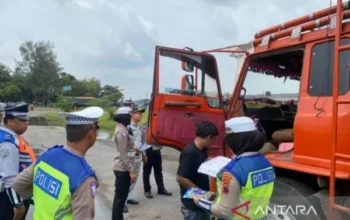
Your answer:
[176,121,219,220]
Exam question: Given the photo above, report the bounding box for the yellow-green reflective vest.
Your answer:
[33,145,96,220]
[214,154,275,220]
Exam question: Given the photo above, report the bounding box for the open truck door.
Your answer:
[146,46,226,156]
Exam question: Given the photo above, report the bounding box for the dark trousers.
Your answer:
[112,171,131,220]
[143,148,165,192]
[0,191,13,220]
[0,191,30,220]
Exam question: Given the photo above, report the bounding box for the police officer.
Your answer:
[123,107,147,212]
[12,106,104,220]
[0,103,31,220]
[112,106,140,220]
[141,122,172,199]
[193,117,275,220]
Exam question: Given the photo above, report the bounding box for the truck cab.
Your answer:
[146,1,350,219]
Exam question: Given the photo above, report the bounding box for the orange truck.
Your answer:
[146,1,350,219]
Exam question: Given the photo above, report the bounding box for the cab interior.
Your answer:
[240,49,304,149]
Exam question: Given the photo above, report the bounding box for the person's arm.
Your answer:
[114,132,134,173]
[196,172,241,219]
[71,176,97,220]
[12,163,35,200]
[0,142,24,206]
[176,153,198,189]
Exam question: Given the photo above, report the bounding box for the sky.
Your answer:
[0,0,332,99]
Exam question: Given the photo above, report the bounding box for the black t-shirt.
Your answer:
[177,142,210,212]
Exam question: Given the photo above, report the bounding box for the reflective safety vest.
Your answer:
[215,154,275,220]
[0,130,36,172]
[17,135,36,172]
[0,129,19,148]
[33,145,96,220]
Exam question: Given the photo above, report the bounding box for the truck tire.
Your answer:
[268,177,324,220]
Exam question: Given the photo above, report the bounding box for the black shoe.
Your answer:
[123,205,128,213]
[144,191,153,199]
[158,189,172,196]
[127,199,139,205]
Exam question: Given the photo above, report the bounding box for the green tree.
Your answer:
[85,85,123,108]
[0,63,23,102]
[81,78,101,97]
[0,85,22,101]
[59,72,77,96]
[0,63,11,83]
[100,85,119,96]
[1,40,123,106]
[55,95,73,112]
[100,85,123,102]
[86,97,110,107]
[12,73,34,102]
[15,40,62,105]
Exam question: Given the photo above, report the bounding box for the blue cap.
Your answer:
[3,103,29,121]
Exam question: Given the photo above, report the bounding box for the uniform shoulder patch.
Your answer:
[120,131,127,138]
[222,172,233,194]
[0,148,10,160]
[90,182,97,198]
[4,134,12,140]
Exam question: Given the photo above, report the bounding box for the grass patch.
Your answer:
[44,112,65,127]
[98,112,117,131]
[44,109,149,132]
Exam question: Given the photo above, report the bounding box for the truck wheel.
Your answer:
[267,177,323,220]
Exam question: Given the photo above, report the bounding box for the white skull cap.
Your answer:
[115,107,132,115]
[225,116,256,134]
[59,106,104,125]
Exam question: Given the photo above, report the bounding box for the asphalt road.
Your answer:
[23,125,183,220]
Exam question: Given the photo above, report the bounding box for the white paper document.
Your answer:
[198,156,231,177]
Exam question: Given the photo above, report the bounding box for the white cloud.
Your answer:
[0,0,331,98]
[124,43,143,63]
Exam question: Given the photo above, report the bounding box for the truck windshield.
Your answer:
[242,49,304,103]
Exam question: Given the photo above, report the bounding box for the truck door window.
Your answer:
[159,50,202,95]
[308,39,350,96]
[158,49,221,108]
[202,58,221,108]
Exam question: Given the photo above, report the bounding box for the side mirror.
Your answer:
[240,87,247,98]
[181,47,195,72]
[181,75,194,90]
